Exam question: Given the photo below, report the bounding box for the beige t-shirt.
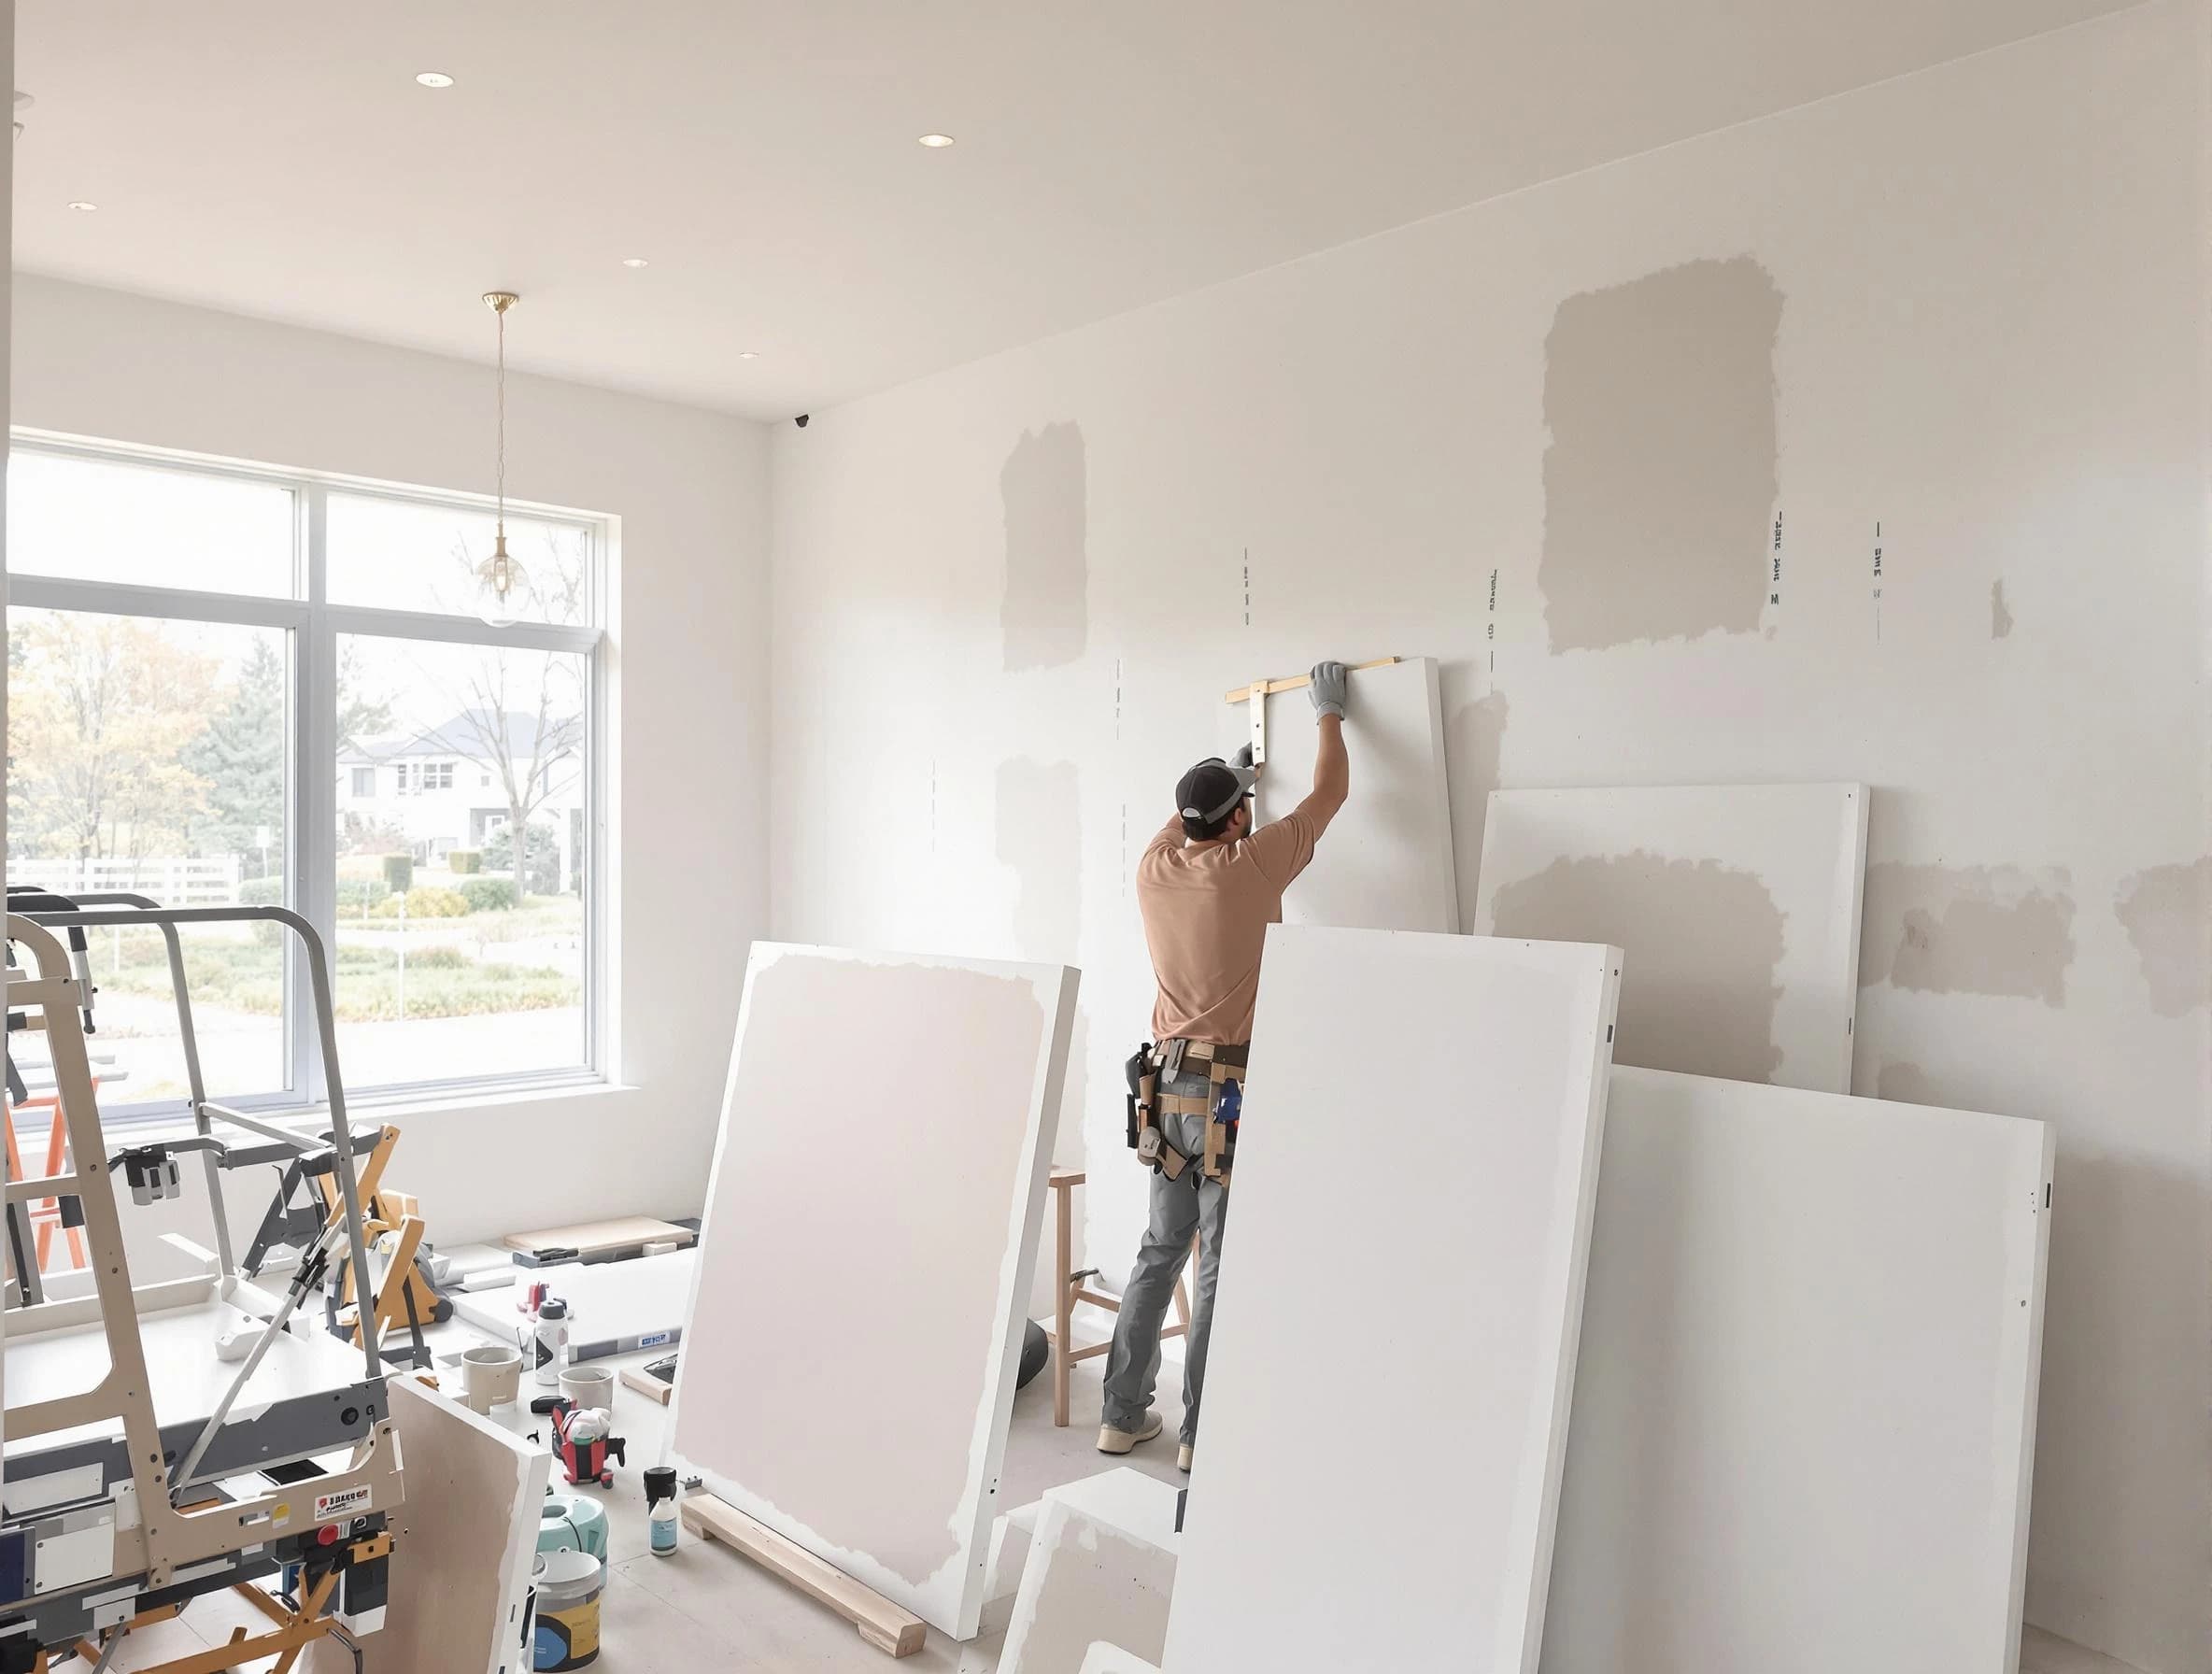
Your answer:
[1138,808,1321,1045]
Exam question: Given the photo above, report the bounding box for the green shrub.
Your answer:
[381,854,415,894]
[456,876,518,913]
[368,885,469,920]
[408,944,472,970]
[237,876,285,907]
[338,877,390,913]
[447,849,483,875]
[485,822,561,894]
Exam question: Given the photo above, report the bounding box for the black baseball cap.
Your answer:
[1176,758,1259,830]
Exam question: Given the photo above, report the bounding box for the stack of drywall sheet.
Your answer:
[1543,1066,2052,1674]
[453,1247,694,1362]
[1230,657,1457,932]
[672,943,1078,1639]
[1473,783,1867,1091]
[1163,926,1621,1674]
[1000,1468,1182,1674]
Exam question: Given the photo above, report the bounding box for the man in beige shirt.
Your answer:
[1099,661,1353,1470]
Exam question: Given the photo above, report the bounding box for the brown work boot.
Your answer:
[1097,1412,1164,1454]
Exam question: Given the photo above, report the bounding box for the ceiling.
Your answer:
[15,0,2133,421]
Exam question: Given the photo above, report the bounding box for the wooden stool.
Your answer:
[1042,1166,1194,1428]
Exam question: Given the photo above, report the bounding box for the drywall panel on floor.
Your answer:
[1544,1066,2051,1674]
[1227,657,1456,932]
[1000,1470,1180,1674]
[454,1249,694,1362]
[1473,783,1867,1091]
[671,943,1077,1639]
[1164,926,1620,1674]
[305,1374,549,1674]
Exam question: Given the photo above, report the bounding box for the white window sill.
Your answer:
[109,1079,638,1148]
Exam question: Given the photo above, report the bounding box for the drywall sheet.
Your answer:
[1473,783,1867,1092]
[1001,1469,1181,1674]
[306,1375,549,1674]
[454,1248,694,1361]
[1163,926,1621,1674]
[1543,1067,2051,1674]
[1227,657,1456,932]
[672,943,1078,1639]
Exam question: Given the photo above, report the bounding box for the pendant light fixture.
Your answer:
[475,291,532,627]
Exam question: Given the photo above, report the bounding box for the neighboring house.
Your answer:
[336,710,585,887]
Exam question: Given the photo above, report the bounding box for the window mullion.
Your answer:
[298,484,337,1108]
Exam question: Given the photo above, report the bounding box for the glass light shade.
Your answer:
[475,535,532,628]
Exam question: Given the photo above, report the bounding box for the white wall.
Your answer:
[10,275,773,1249]
[767,7,2211,1669]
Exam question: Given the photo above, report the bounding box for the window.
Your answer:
[6,438,606,1117]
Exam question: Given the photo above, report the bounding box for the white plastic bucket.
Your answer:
[532,1549,603,1670]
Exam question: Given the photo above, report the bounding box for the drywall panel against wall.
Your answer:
[1226,657,1456,931]
[305,1374,549,1674]
[671,943,1077,1639]
[1474,784,1867,1091]
[1164,927,1620,1674]
[1545,1066,2051,1674]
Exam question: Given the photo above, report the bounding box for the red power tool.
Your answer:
[547,1398,627,1489]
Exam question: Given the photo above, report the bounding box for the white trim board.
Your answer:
[671,943,1077,1639]
[1229,656,1456,932]
[1473,782,1867,1092]
[1163,926,1621,1674]
[1543,1067,2052,1674]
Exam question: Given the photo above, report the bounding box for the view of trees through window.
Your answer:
[5,445,600,1111]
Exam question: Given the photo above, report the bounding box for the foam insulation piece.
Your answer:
[1163,926,1621,1674]
[1474,782,1867,1092]
[1229,656,1456,932]
[1544,1066,2051,1674]
[673,943,1078,1639]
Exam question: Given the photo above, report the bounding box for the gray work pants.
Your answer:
[1100,1111,1231,1447]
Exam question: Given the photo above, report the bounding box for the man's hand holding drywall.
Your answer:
[1308,660,1349,721]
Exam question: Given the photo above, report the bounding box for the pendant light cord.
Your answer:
[496,305,507,544]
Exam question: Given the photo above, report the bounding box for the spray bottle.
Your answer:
[532,1298,572,1387]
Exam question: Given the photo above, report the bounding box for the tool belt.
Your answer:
[1126,1039,1248,1184]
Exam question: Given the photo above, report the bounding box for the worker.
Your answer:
[1099,660,1353,1471]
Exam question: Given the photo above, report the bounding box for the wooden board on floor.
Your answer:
[500,1215,694,1260]
[671,943,1077,1640]
[1542,1066,2053,1674]
[1227,655,1456,932]
[1162,926,1621,1674]
[305,1374,548,1674]
[1473,782,1867,1092]
[621,1362,674,1404]
[684,1491,927,1657]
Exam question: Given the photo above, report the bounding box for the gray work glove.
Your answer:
[1232,745,1255,770]
[1309,661,1349,720]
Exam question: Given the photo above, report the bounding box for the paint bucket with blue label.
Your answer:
[532,1549,603,1670]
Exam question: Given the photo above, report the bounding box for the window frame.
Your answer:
[7,429,611,1119]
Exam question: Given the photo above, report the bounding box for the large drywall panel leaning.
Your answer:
[672,943,1078,1639]
[1164,926,1621,1674]
[1473,783,1867,1091]
[1228,657,1455,931]
[1543,1067,2051,1674]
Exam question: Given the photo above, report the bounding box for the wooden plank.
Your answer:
[1220,656,1397,703]
[1227,656,1455,933]
[684,1492,927,1658]
[671,943,1075,1639]
[620,1363,674,1405]
[499,1215,694,1259]
[1473,782,1868,1092]
[1162,927,1620,1674]
[305,1373,549,1674]
[1543,1067,2053,1674]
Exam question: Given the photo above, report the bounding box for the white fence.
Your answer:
[10,855,244,905]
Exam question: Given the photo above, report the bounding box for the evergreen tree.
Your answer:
[185,638,285,875]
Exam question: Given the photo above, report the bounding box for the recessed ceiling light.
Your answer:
[621,257,649,268]
[66,201,97,212]
[739,351,761,361]
[917,133,956,148]
[416,71,455,88]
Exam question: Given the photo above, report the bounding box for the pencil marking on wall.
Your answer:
[1487,852,1783,1083]
[1445,689,1510,930]
[1862,862,2075,1007]
[1000,422,1088,671]
[1991,578,2014,640]
[2113,857,2212,1016]
[1538,256,1781,652]
[997,757,1081,959]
